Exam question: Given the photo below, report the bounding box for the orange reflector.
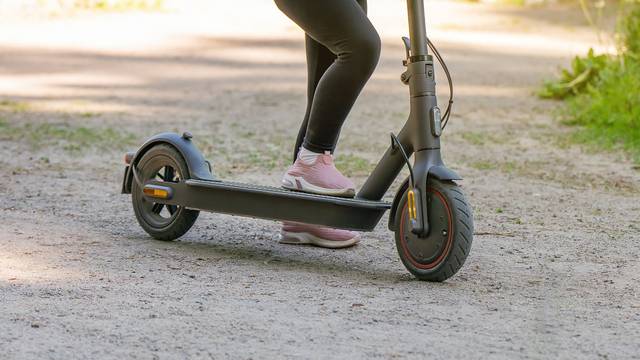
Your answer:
[407,190,417,220]
[143,185,171,199]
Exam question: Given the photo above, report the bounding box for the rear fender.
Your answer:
[121,132,214,194]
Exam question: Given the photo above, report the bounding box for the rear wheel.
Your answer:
[394,179,473,282]
[131,144,199,241]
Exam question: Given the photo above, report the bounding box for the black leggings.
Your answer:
[274,0,381,160]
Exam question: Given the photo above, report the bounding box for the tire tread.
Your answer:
[131,144,199,241]
[394,179,474,282]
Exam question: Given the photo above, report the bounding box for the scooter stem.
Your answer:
[406,0,428,57]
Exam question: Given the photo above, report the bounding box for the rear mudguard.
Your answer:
[387,165,461,231]
[122,132,215,194]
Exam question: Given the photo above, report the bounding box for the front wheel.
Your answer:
[394,179,473,282]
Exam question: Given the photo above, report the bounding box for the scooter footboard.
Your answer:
[143,179,391,232]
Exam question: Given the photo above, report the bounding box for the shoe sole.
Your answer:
[281,174,355,198]
[278,231,360,249]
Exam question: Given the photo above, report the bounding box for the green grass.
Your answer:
[194,124,375,176]
[220,150,373,176]
[243,149,287,171]
[469,160,497,171]
[0,119,136,153]
[0,100,31,112]
[539,49,610,100]
[335,154,373,177]
[461,132,487,146]
[539,6,640,164]
[465,154,638,192]
[468,158,545,175]
[460,131,513,146]
[560,58,640,163]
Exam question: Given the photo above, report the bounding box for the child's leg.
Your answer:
[275,0,380,155]
[292,34,335,163]
[293,0,368,162]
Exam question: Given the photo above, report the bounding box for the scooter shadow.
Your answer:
[131,232,432,285]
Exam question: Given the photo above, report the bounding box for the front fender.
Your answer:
[428,165,461,182]
[122,132,214,193]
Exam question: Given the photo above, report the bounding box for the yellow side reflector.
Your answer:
[407,190,417,220]
[143,186,170,199]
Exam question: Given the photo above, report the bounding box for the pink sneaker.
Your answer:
[281,152,356,197]
[279,222,360,249]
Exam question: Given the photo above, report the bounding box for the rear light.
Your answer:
[124,152,135,164]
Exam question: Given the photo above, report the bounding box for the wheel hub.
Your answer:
[136,155,183,228]
[400,189,452,267]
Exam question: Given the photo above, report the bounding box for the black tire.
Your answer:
[131,144,199,241]
[394,179,473,282]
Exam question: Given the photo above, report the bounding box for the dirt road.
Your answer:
[1,2,638,359]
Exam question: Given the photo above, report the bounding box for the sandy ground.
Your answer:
[1,1,639,359]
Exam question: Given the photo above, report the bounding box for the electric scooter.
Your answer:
[121,0,473,282]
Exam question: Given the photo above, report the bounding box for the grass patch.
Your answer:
[466,155,638,192]
[560,58,640,163]
[335,154,373,177]
[193,125,373,176]
[0,100,31,113]
[0,120,136,153]
[540,6,640,164]
[219,150,373,176]
[243,148,288,172]
[460,131,514,146]
[469,160,497,171]
[461,132,486,146]
[80,112,99,118]
[539,49,610,100]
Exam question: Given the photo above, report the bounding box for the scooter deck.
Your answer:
[145,178,391,231]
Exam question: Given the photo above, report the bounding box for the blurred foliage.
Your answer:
[542,2,640,163]
[538,49,610,99]
[620,3,640,55]
[562,58,640,162]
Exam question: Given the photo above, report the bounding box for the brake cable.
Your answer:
[427,38,454,130]
[390,133,414,188]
